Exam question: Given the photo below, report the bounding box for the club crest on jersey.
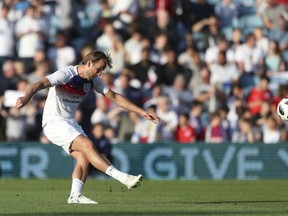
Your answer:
[83,83,91,93]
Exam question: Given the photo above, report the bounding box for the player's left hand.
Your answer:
[15,97,28,109]
[142,112,160,124]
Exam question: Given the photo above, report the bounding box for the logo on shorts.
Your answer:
[83,83,91,93]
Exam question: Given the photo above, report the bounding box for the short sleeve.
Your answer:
[46,67,73,86]
[93,77,109,94]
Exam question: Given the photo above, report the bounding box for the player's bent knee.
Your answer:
[73,152,90,165]
[78,155,90,166]
[78,152,89,162]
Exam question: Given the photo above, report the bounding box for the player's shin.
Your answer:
[105,165,128,184]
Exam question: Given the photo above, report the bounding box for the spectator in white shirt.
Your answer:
[130,105,158,144]
[110,0,138,31]
[209,50,239,95]
[48,30,76,70]
[205,37,229,65]
[156,96,178,142]
[90,95,110,127]
[96,21,118,52]
[124,28,143,65]
[0,5,14,69]
[254,27,269,56]
[235,33,264,74]
[226,28,243,63]
[108,36,125,76]
[15,5,45,71]
[262,115,281,144]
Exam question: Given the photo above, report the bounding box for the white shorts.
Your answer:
[43,119,86,155]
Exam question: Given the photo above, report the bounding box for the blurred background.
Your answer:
[0,0,288,180]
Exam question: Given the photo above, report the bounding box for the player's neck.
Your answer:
[77,65,85,79]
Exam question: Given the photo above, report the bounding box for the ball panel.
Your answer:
[277,98,288,122]
[278,104,285,116]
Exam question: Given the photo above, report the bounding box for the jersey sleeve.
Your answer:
[46,67,73,87]
[93,77,109,94]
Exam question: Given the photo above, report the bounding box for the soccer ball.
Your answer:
[277,98,288,122]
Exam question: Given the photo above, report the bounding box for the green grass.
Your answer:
[1,179,288,216]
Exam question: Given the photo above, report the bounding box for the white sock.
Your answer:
[71,178,84,195]
[105,165,128,185]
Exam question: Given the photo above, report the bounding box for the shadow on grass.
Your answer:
[192,200,288,205]
[0,211,276,216]
[2,201,286,216]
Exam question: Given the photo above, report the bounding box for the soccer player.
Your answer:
[15,50,160,204]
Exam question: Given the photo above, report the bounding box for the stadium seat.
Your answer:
[192,32,207,52]
[236,0,257,17]
[270,72,288,95]
[238,15,264,35]
[283,50,288,63]
[239,73,259,97]
[221,26,233,40]
[207,0,218,5]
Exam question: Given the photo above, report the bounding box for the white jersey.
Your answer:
[42,65,109,126]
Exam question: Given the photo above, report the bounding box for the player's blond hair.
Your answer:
[81,50,113,69]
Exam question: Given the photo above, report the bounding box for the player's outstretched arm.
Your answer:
[15,78,51,109]
[105,89,160,123]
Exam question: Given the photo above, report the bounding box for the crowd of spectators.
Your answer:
[0,0,288,145]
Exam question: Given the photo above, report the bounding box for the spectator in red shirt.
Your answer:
[276,0,288,7]
[247,75,274,115]
[175,113,196,143]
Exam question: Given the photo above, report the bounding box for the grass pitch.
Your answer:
[0,179,288,216]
